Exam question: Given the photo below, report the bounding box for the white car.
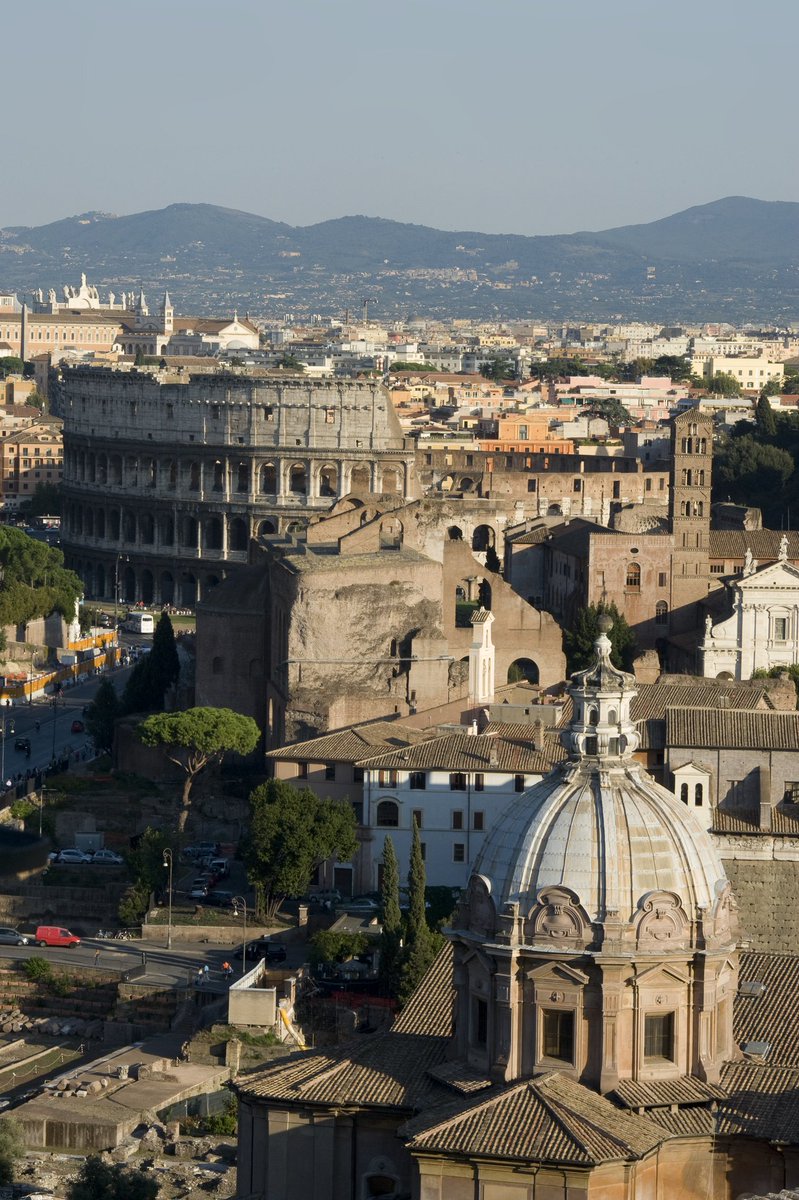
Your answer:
[90,849,124,866]
[54,849,91,865]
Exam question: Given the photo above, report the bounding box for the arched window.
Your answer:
[626,562,641,589]
[229,517,248,552]
[376,800,399,828]
[587,707,599,727]
[260,462,276,494]
[472,525,494,552]
[212,460,224,492]
[655,601,668,626]
[289,463,307,494]
[235,462,249,493]
[680,783,689,805]
[448,525,463,541]
[695,783,703,807]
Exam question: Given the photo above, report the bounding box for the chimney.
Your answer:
[532,719,544,752]
[468,720,478,736]
[489,741,499,768]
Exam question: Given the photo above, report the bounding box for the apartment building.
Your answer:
[0,420,63,510]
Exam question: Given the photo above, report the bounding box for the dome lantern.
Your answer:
[562,617,640,760]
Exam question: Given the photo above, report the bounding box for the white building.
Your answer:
[361,728,562,891]
[701,539,799,679]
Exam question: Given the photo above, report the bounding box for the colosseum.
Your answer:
[59,365,417,607]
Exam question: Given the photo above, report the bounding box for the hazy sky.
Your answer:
[5,0,798,236]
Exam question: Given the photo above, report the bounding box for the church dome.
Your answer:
[468,619,731,945]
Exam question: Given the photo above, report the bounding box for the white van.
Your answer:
[124,612,155,634]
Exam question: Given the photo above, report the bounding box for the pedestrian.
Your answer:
[202,963,210,983]
[196,966,204,987]
[94,947,100,968]
[221,961,232,979]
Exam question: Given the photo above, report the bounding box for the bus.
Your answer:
[124,612,155,635]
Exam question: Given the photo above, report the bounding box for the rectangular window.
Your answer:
[450,772,467,791]
[644,1012,675,1061]
[473,811,484,831]
[378,769,397,787]
[710,563,725,574]
[324,764,335,782]
[514,774,526,792]
[473,997,488,1046]
[773,617,788,641]
[453,842,465,862]
[527,478,537,493]
[658,572,667,587]
[573,478,581,492]
[784,782,799,804]
[612,480,621,498]
[452,810,464,830]
[297,763,308,780]
[412,808,423,829]
[409,771,426,790]
[474,773,484,792]
[353,766,364,783]
[542,1009,574,1062]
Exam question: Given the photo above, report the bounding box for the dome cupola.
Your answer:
[449,621,739,1093]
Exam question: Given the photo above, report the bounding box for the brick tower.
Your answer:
[669,408,713,635]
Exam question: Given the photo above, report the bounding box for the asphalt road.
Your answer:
[0,649,141,780]
[0,934,307,989]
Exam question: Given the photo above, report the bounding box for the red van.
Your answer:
[35,926,80,948]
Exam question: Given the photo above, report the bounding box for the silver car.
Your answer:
[0,927,28,946]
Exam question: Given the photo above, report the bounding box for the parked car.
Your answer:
[203,889,234,908]
[311,889,342,908]
[233,938,287,963]
[97,613,113,628]
[208,858,230,879]
[13,737,31,754]
[189,878,210,899]
[90,849,124,866]
[35,926,80,948]
[70,719,85,734]
[52,849,91,865]
[340,895,380,913]
[0,927,28,946]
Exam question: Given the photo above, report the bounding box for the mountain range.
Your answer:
[2,196,798,323]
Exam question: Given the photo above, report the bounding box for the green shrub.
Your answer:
[118,883,149,926]
[309,930,369,967]
[23,957,53,985]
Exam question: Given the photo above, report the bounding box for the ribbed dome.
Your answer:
[473,756,727,923]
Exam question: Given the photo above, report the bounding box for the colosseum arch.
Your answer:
[212,460,224,492]
[160,572,175,604]
[204,517,223,551]
[140,569,155,606]
[160,514,175,545]
[379,517,403,550]
[319,464,338,497]
[381,464,402,495]
[122,509,136,543]
[289,463,307,495]
[180,515,198,548]
[230,517,248,552]
[260,462,277,494]
[258,519,276,536]
[350,465,370,493]
[179,572,197,607]
[110,455,122,486]
[97,454,107,485]
[235,462,249,494]
[140,513,155,544]
[166,459,177,491]
[125,455,138,487]
[187,461,200,492]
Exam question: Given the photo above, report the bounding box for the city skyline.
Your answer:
[3,0,798,236]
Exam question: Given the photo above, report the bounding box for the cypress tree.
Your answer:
[379,836,402,993]
[398,817,437,1005]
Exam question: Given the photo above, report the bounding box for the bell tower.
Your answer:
[669,408,712,635]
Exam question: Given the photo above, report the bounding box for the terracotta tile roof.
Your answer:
[667,708,799,750]
[405,1073,665,1165]
[718,1063,799,1141]
[426,1060,493,1095]
[555,681,770,750]
[266,721,435,764]
[712,805,799,836]
[359,731,563,775]
[643,1106,716,1136]
[734,951,799,1068]
[709,530,799,560]
[236,946,455,1111]
[392,944,455,1038]
[610,1076,726,1110]
[505,525,554,546]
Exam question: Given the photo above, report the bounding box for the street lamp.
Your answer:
[162,848,173,951]
[232,896,248,977]
[113,554,129,665]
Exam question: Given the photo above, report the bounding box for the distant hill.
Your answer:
[2,197,798,321]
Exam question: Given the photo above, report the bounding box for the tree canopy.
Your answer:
[137,707,260,832]
[0,1117,23,1185]
[123,613,180,714]
[706,371,741,396]
[85,678,121,752]
[713,435,794,514]
[582,396,632,427]
[66,1157,159,1200]
[0,526,82,626]
[563,602,637,675]
[397,817,441,1005]
[243,779,358,920]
